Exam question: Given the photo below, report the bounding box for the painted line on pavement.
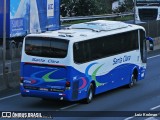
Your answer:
[144,117,158,120]
[0,93,20,101]
[150,105,160,110]
[124,116,134,120]
[60,104,79,110]
[148,54,160,60]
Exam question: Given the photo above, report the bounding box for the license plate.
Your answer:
[39,88,48,91]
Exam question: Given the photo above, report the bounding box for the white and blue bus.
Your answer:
[20,20,153,103]
[135,0,160,22]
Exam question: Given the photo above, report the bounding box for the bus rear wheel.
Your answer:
[128,74,137,88]
[84,83,94,104]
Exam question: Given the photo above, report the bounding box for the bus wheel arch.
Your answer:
[91,81,96,95]
[133,68,138,81]
[128,68,138,88]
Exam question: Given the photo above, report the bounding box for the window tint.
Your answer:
[74,30,138,63]
[25,37,69,58]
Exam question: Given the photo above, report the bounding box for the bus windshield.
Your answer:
[136,0,160,2]
[136,0,160,6]
[25,37,69,58]
[136,0,160,3]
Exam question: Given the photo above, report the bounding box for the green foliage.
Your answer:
[124,0,134,11]
[61,0,113,17]
[74,0,97,16]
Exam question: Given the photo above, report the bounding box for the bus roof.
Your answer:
[26,20,145,43]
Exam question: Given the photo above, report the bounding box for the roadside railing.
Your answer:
[61,12,134,23]
[0,48,20,90]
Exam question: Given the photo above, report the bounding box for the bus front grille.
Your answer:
[138,8,158,21]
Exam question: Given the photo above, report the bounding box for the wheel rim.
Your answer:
[130,81,134,87]
[88,89,93,101]
[133,77,137,84]
[130,75,136,87]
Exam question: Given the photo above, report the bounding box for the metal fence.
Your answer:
[0,48,20,90]
[61,13,134,22]
[138,20,160,38]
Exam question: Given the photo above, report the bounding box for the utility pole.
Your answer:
[3,0,10,88]
[134,0,136,24]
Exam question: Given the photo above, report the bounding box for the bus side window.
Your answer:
[74,42,83,63]
[89,38,103,59]
[74,42,90,64]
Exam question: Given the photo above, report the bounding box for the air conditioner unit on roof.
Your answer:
[70,20,129,31]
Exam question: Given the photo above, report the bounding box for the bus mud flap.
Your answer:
[72,79,79,100]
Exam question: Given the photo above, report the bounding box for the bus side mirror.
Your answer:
[146,37,154,51]
[149,41,154,50]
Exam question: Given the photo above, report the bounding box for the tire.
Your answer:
[84,83,94,104]
[128,74,137,88]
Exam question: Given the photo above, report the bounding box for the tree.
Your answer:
[61,0,75,17]
[74,0,97,16]
[124,0,134,12]
[61,0,113,16]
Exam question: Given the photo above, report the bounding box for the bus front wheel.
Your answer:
[128,74,137,88]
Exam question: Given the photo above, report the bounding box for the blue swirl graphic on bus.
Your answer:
[84,63,107,87]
